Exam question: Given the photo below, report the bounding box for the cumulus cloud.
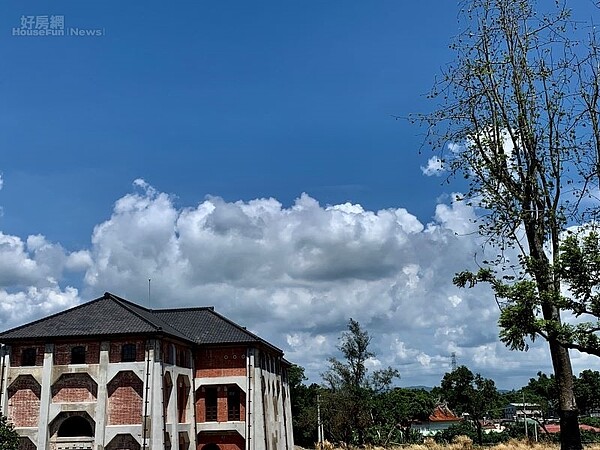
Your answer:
[421,156,444,176]
[1,179,597,388]
[0,287,79,330]
[0,229,83,329]
[76,180,561,387]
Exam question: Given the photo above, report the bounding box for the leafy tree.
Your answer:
[518,370,600,419]
[574,370,600,416]
[370,388,435,445]
[0,414,18,450]
[525,371,559,417]
[558,231,600,356]
[288,364,321,447]
[321,318,399,445]
[580,416,600,428]
[436,366,499,445]
[420,1,600,448]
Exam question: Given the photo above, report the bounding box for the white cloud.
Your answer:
[448,295,462,307]
[0,287,80,330]
[0,179,597,389]
[0,173,3,191]
[421,156,444,176]
[0,230,83,329]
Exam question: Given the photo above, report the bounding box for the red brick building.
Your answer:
[0,292,294,450]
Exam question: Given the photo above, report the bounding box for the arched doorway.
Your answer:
[57,416,94,437]
[49,412,95,450]
[201,445,220,450]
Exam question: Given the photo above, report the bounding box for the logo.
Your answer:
[12,15,105,37]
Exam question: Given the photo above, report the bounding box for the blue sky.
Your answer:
[0,1,460,247]
[1,0,599,389]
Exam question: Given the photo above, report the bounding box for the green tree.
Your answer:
[574,370,600,416]
[321,318,399,445]
[288,364,321,447]
[421,1,600,448]
[0,414,19,450]
[557,230,600,356]
[370,388,434,445]
[525,371,559,417]
[436,366,499,445]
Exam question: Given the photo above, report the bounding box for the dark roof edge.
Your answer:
[204,308,283,355]
[0,330,160,343]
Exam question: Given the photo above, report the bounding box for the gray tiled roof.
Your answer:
[0,292,281,353]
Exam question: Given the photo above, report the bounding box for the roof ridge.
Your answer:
[104,292,164,332]
[105,293,197,343]
[0,293,108,337]
[154,306,215,312]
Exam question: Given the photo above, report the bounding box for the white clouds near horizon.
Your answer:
[0,179,598,388]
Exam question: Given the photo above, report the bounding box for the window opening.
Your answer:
[205,388,217,422]
[121,344,136,362]
[227,387,240,421]
[21,348,36,366]
[71,346,86,364]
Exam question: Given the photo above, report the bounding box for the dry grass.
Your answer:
[306,436,600,450]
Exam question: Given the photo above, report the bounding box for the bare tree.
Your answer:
[421,1,600,449]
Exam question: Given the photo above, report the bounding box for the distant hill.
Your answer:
[405,385,433,392]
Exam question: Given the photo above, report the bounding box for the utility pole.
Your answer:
[317,394,324,444]
[523,391,528,439]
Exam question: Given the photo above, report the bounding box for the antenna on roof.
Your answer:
[148,278,151,308]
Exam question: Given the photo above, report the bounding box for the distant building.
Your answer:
[542,424,600,434]
[0,292,294,450]
[504,403,542,421]
[412,404,462,436]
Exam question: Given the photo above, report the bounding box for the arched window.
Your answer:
[57,416,93,437]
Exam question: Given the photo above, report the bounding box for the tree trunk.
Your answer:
[548,339,582,450]
[527,224,582,450]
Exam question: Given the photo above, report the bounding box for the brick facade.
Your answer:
[54,342,100,365]
[7,375,41,427]
[195,347,246,378]
[18,437,36,450]
[195,385,245,423]
[51,373,98,403]
[107,371,144,425]
[10,344,45,367]
[109,339,145,363]
[197,432,245,450]
[105,433,141,450]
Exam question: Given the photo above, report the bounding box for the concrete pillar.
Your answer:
[37,343,54,450]
[151,341,165,449]
[94,341,109,450]
[282,378,294,449]
[0,345,9,415]
[141,340,156,450]
[250,349,267,450]
[166,369,177,450]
